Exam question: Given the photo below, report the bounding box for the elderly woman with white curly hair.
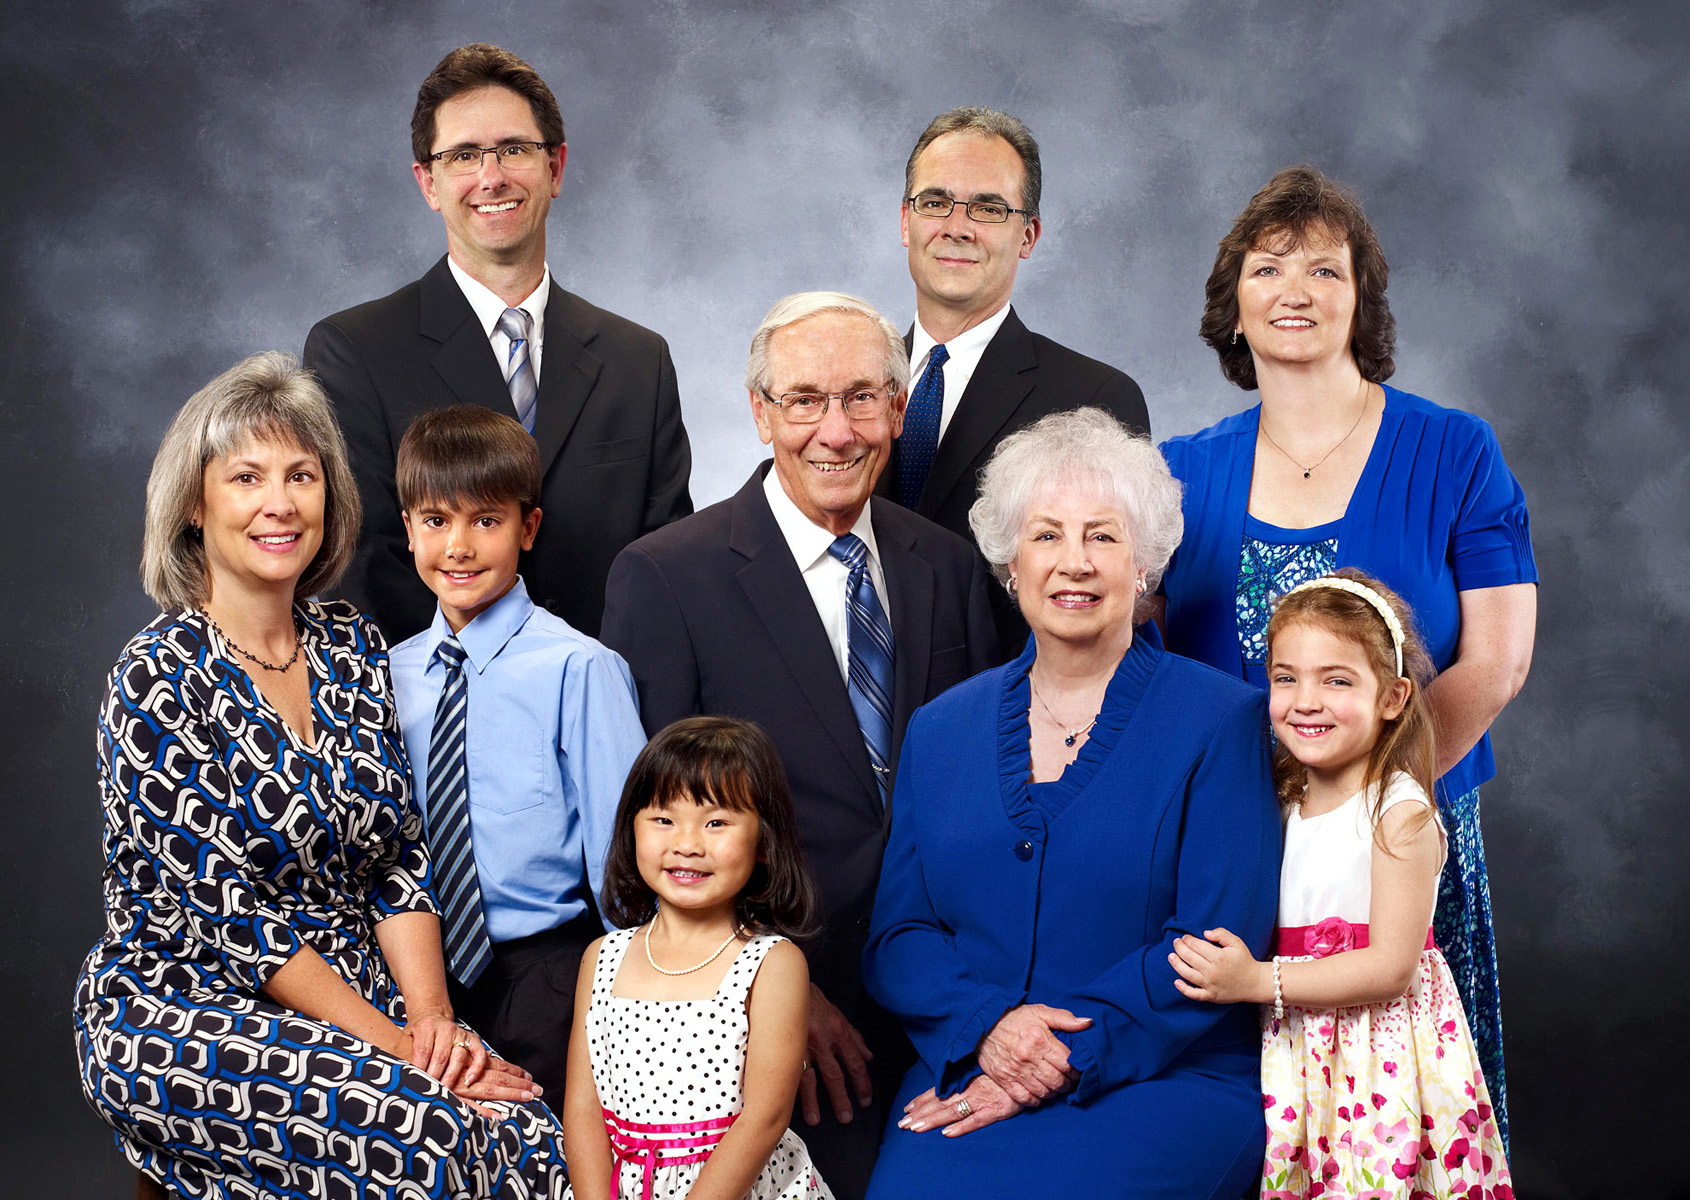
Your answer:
[861,408,1281,1199]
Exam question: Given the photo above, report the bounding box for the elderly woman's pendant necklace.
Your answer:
[1030,679,1099,747]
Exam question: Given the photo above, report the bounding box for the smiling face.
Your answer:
[196,434,326,604]
[1011,478,1143,651]
[1268,620,1409,795]
[403,496,541,632]
[1235,227,1358,373]
[902,130,1040,329]
[751,311,906,536]
[633,793,762,920]
[412,84,565,280]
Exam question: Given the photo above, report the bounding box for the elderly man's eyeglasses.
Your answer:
[905,193,1031,223]
[762,386,895,424]
[427,142,553,176]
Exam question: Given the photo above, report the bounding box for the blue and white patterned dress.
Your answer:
[73,602,568,1199]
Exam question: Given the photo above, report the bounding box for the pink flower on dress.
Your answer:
[1372,1092,1388,1110]
[1382,1060,1398,1076]
[1262,1093,1275,1109]
[1283,1105,1299,1122]
[1306,917,1358,957]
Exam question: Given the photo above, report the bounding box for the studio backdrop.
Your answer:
[3,1,1685,1194]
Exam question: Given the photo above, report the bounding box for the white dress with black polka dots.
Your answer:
[572,927,832,1200]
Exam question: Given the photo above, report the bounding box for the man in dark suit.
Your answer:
[304,43,691,641]
[600,292,998,1200]
[877,106,1149,652]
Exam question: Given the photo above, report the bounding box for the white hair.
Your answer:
[968,407,1184,602]
[744,291,910,397]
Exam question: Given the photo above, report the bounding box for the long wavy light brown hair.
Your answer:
[1265,568,1437,852]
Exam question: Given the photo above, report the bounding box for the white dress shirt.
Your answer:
[762,468,892,681]
[448,256,551,384]
[908,301,1013,441]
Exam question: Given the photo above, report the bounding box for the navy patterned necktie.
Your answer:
[426,635,493,985]
[898,343,949,510]
[828,533,896,801]
[496,307,538,433]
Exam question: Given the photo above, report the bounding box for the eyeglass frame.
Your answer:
[425,141,556,175]
[758,384,901,423]
[904,193,1033,224]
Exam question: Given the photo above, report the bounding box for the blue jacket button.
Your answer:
[1013,840,1034,861]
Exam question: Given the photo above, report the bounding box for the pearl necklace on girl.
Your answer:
[643,920,743,976]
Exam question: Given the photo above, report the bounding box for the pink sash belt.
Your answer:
[1272,917,1436,959]
[602,1107,737,1200]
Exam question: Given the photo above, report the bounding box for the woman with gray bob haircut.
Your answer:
[77,352,569,1198]
[862,406,1279,1198]
[140,350,359,609]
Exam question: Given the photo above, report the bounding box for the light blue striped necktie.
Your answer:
[426,635,493,985]
[496,307,538,433]
[829,533,896,801]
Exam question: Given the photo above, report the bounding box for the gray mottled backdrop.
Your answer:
[4,0,1685,1193]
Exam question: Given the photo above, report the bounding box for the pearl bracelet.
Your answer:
[1271,956,1285,1021]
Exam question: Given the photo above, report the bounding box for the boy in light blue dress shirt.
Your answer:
[389,405,648,1105]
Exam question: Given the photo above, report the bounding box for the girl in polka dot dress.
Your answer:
[563,716,834,1200]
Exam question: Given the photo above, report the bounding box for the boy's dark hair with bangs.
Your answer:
[601,716,821,941]
[396,405,542,516]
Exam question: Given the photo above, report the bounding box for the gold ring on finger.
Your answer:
[955,1098,973,1118]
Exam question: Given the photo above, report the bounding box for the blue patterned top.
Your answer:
[81,601,436,1005]
[1235,514,1339,684]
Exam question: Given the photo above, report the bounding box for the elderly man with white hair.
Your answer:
[600,291,999,1200]
[861,408,1281,1199]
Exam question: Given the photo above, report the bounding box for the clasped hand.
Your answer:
[1168,927,1263,1004]
[400,1010,540,1117]
[898,1003,1090,1139]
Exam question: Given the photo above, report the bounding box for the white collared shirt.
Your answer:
[762,467,892,680]
[908,301,1014,441]
[447,256,551,383]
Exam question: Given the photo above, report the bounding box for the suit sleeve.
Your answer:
[639,339,694,534]
[1094,370,1151,439]
[1051,688,1279,1102]
[303,319,434,641]
[863,705,1027,1093]
[599,544,703,737]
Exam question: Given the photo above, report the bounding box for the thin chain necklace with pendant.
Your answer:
[204,611,302,672]
[644,920,743,976]
[1029,676,1099,748]
[1259,382,1373,480]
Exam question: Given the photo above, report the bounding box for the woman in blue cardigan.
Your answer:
[1157,165,1538,1145]
[862,409,1280,1199]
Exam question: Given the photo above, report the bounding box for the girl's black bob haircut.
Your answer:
[600,715,821,941]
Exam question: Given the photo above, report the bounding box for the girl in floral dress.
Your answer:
[1168,570,1511,1198]
[561,716,834,1200]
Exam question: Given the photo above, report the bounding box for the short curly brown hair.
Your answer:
[1199,165,1395,391]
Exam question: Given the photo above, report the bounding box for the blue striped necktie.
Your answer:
[426,635,493,985]
[898,343,949,509]
[496,307,538,433]
[829,533,896,801]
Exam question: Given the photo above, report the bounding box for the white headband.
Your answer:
[1282,576,1406,678]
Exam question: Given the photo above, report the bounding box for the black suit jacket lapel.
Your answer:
[876,503,932,761]
[729,470,881,808]
[420,257,511,413]
[530,284,601,478]
[917,306,1037,514]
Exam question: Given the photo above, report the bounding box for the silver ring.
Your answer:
[955,1098,972,1119]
